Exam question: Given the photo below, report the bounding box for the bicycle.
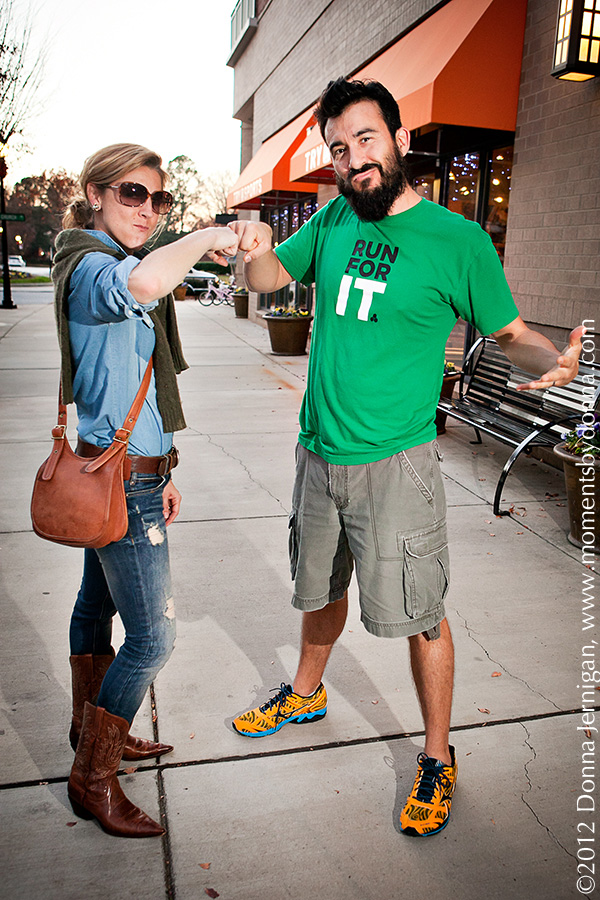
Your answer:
[198,277,236,306]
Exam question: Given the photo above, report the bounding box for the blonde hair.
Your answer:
[62,143,169,230]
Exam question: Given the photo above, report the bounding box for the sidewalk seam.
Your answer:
[151,684,177,900]
[3,706,596,792]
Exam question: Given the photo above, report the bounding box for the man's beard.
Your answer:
[336,145,409,222]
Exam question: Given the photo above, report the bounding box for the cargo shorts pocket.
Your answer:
[401,520,450,619]
[288,511,299,580]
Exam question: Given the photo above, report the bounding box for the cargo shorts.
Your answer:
[288,441,449,639]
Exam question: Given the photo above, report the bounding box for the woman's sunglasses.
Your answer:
[106,182,173,215]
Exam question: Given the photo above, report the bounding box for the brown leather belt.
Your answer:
[76,439,179,478]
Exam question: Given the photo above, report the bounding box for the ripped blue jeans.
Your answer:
[69,473,176,724]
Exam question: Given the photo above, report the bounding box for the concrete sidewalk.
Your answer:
[0,295,592,900]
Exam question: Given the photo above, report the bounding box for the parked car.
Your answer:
[184,268,218,291]
[8,255,26,269]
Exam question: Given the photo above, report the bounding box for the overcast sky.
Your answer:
[7,0,242,186]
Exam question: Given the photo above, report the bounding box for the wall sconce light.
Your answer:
[552,0,600,80]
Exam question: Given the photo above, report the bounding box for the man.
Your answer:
[225,78,583,837]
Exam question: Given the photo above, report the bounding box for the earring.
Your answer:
[92,202,101,211]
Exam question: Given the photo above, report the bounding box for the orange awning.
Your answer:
[227,108,316,209]
[290,0,526,182]
[289,124,336,184]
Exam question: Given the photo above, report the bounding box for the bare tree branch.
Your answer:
[202,170,235,218]
[0,0,46,152]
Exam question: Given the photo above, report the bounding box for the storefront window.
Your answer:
[413,173,435,200]
[259,196,318,309]
[269,210,279,245]
[279,207,289,243]
[291,203,299,232]
[485,146,512,262]
[447,152,480,221]
[302,198,318,224]
[408,134,514,360]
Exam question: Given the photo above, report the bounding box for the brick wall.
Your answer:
[504,0,600,340]
[233,0,441,151]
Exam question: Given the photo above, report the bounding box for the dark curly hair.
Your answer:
[313,77,402,140]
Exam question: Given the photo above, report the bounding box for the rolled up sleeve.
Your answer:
[70,252,159,325]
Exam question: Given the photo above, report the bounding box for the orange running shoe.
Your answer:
[399,746,458,836]
[232,682,327,737]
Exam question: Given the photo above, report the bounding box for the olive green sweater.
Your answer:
[52,229,188,433]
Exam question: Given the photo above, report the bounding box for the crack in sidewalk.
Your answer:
[453,607,561,711]
[187,428,288,514]
[519,722,575,859]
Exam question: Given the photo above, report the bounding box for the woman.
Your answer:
[54,143,238,838]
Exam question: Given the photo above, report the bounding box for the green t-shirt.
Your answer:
[274,195,519,464]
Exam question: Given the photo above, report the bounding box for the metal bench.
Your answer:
[437,336,600,515]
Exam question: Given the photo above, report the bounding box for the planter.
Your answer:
[553,442,600,553]
[233,292,248,318]
[263,315,313,355]
[173,284,187,302]
[436,372,461,435]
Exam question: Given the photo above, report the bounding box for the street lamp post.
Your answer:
[0,157,16,309]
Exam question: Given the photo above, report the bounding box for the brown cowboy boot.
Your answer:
[68,701,165,838]
[69,654,173,760]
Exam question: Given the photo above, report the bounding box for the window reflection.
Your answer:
[269,210,279,245]
[485,146,512,262]
[413,173,435,200]
[447,153,480,221]
[279,207,289,242]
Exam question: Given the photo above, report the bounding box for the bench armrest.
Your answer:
[458,335,486,399]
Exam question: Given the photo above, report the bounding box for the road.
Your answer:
[1,284,53,306]
[1,266,52,307]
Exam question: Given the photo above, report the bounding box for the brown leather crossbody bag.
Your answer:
[30,359,153,548]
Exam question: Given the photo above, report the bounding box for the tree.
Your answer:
[7,169,78,260]
[0,1,45,303]
[155,162,236,256]
[164,155,205,234]
[201,170,235,220]
[0,0,45,153]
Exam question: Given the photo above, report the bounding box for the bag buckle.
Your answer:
[113,427,131,445]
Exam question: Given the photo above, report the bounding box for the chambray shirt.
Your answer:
[67,230,173,456]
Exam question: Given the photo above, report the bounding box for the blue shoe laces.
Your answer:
[415,753,447,803]
[259,682,294,713]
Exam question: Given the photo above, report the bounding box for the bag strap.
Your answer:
[43,358,154,480]
[84,358,154,472]
[56,357,153,433]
